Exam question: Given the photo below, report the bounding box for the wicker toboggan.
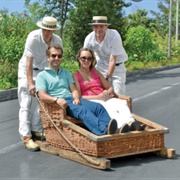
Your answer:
[39,98,173,159]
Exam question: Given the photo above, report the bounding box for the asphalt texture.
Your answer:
[0,65,180,179]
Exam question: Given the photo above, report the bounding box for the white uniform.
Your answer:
[84,29,128,95]
[18,29,62,139]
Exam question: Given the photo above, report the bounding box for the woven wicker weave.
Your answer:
[39,101,166,158]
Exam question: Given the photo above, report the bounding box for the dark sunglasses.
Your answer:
[80,56,93,61]
[50,54,62,58]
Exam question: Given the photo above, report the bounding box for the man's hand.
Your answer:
[28,84,36,97]
[57,98,68,110]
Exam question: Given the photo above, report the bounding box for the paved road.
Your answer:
[0,67,180,180]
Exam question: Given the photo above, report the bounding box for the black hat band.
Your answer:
[92,20,107,24]
[42,23,57,29]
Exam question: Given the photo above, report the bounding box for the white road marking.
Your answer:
[0,83,179,155]
[0,141,23,154]
[133,82,180,102]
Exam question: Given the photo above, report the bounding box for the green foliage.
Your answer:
[150,0,179,37]
[0,1,180,90]
[0,11,36,89]
[64,0,129,60]
[25,0,74,38]
[25,0,46,22]
[0,61,18,89]
[61,59,79,74]
[124,26,166,62]
[127,9,157,31]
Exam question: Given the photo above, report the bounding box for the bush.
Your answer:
[0,11,180,90]
[124,26,165,62]
[0,11,36,89]
[0,61,18,89]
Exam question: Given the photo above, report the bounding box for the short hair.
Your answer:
[46,44,63,56]
[76,47,96,69]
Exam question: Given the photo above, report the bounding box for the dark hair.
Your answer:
[46,44,63,56]
[76,47,96,69]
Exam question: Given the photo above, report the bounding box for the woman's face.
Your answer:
[78,50,93,69]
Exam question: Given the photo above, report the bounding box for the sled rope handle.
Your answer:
[35,93,100,166]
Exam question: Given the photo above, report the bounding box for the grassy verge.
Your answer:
[125,56,180,72]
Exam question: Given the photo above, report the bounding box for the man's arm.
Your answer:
[38,90,56,103]
[96,70,114,95]
[38,90,68,110]
[26,56,35,96]
[106,54,117,79]
[69,83,81,104]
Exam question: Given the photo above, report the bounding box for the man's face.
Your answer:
[48,47,63,69]
[42,29,55,40]
[93,24,108,37]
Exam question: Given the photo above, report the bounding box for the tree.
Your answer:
[150,0,179,37]
[25,0,73,38]
[127,9,157,31]
[64,0,130,60]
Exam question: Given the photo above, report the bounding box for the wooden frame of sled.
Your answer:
[36,96,175,170]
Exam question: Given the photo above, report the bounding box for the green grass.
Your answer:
[125,56,180,72]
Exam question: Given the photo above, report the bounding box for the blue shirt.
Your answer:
[36,67,74,99]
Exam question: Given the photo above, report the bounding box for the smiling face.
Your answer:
[47,46,63,71]
[92,24,108,38]
[77,48,97,70]
[42,29,55,42]
[78,50,93,69]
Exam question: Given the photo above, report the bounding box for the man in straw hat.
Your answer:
[84,16,128,95]
[18,16,62,151]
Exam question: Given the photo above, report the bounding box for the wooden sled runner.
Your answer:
[36,96,175,170]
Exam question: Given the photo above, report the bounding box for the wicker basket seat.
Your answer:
[39,97,169,158]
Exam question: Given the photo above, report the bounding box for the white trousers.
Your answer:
[109,74,126,95]
[91,98,134,128]
[96,64,126,95]
[18,78,42,139]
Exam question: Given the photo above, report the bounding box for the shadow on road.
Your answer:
[108,152,179,170]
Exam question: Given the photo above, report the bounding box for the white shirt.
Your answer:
[18,29,62,78]
[84,29,128,74]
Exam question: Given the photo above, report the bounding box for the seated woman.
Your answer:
[36,45,118,136]
[73,48,145,133]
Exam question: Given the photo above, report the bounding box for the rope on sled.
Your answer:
[35,93,100,166]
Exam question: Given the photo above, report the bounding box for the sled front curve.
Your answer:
[37,98,175,169]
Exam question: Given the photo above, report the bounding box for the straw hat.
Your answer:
[36,16,61,30]
[89,16,111,25]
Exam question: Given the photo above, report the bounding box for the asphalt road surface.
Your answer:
[0,67,180,180]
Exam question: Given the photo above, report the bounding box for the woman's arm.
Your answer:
[73,73,113,100]
[95,69,114,95]
[72,74,82,97]
[73,73,105,100]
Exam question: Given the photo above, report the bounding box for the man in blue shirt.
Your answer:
[36,44,117,136]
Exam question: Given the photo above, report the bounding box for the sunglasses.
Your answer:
[50,54,62,58]
[80,56,93,61]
